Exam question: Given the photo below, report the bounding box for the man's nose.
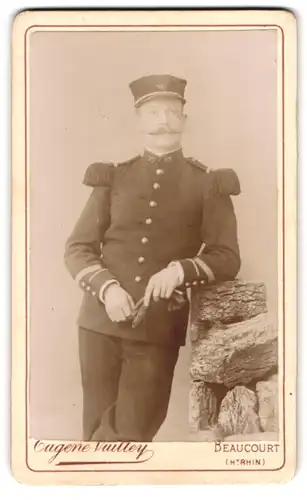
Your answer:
[156,111,169,124]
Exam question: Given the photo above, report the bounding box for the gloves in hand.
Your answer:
[143,262,184,307]
[103,283,135,323]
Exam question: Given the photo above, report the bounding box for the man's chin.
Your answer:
[147,134,181,149]
[151,133,177,138]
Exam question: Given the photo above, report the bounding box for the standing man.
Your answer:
[64,74,241,442]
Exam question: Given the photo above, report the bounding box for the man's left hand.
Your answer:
[143,263,184,307]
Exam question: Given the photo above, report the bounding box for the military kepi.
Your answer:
[129,74,187,108]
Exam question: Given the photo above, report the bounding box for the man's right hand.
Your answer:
[103,283,135,323]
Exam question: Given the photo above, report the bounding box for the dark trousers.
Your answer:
[78,327,180,442]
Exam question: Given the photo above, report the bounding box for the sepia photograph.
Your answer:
[11,9,297,485]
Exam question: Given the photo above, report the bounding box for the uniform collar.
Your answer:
[142,148,184,164]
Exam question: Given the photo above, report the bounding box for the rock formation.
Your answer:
[189,279,279,440]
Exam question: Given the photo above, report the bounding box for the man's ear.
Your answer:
[182,113,187,130]
[181,103,187,119]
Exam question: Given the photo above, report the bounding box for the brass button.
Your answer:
[141,237,148,244]
[156,168,164,175]
[135,276,142,283]
[86,285,91,291]
[91,291,96,296]
[153,182,160,190]
[145,218,152,225]
[138,256,145,263]
[192,281,198,286]
[80,281,86,288]
[149,200,157,208]
[185,282,190,287]
[200,280,205,284]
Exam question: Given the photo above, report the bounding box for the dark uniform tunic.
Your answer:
[65,148,241,344]
[64,148,241,441]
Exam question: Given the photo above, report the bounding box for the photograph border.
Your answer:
[11,9,297,484]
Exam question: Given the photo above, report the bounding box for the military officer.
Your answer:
[64,74,241,442]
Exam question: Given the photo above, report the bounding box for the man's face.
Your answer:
[136,97,186,151]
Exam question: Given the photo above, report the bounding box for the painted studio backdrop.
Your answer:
[28,29,278,440]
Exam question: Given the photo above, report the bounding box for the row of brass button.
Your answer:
[135,168,163,283]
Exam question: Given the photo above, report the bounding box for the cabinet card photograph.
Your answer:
[11,9,297,485]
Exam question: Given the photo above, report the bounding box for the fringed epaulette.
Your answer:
[185,156,209,173]
[206,168,241,197]
[185,157,240,195]
[83,155,140,187]
[83,162,114,187]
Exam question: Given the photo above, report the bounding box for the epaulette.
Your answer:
[207,168,241,197]
[83,155,141,187]
[185,157,240,195]
[185,156,209,173]
[83,162,114,187]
